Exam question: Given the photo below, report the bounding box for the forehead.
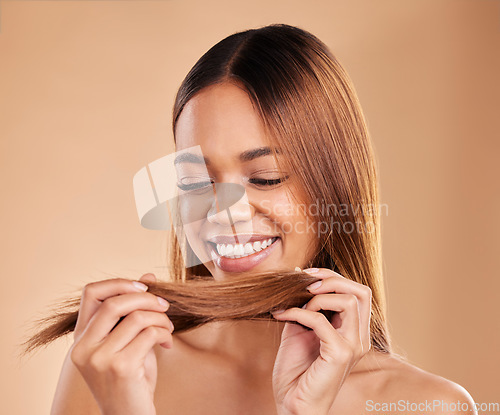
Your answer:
[174,82,270,154]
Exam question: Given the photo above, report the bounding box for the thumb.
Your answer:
[138,273,157,284]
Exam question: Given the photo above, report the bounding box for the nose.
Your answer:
[207,186,256,226]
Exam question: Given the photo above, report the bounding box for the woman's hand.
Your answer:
[271,268,372,415]
[70,273,174,415]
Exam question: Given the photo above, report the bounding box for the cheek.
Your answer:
[270,191,320,257]
[183,220,208,263]
[259,191,309,236]
[258,192,292,223]
[179,192,213,225]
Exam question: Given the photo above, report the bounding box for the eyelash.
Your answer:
[249,176,289,187]
[177,176,289,192]
[177,181,212,192]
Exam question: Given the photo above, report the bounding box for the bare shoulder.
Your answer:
[366,352,477,414]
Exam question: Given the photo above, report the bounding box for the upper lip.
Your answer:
[206,234,279,245]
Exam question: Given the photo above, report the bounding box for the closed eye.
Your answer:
[177,180,213,192]
[249,176,289,187]
[177,176,290,192]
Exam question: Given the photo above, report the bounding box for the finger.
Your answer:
[97,310,173,353]
[303,267,345,280]
[139,273,157,284]
[303,293,361,349]
[80,292,169,344]
[77,279,149,331]
[272,308,346,354]
[305,271,372,344]
[118,326,173,365]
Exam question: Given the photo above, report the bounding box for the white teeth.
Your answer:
[235,244,244,255]
[215,237,277,259]
[244,243,253,254]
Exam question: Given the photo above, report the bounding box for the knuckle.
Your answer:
[362,285,372,299]
[312,311,327,324]
[88,352,105,372]
[143,326,160,339]
[346,294,358,308]
[128,310,146,326]
[109,358,128,377]
[81,282,98,300]
[101,297,121,314]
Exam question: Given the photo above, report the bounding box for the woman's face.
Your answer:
[175,82,319,280]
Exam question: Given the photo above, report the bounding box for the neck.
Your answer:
[176,319,286,371]
[175,319,387,374]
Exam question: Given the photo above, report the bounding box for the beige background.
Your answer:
[1,0,499,413]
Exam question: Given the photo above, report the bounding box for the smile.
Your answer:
[215,237,278,259]
[207,236,281,273]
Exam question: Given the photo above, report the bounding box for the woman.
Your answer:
[50,24,476,414]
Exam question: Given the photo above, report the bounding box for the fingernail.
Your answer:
[294,266,302,272]
[168,320,175,332]
[303,268,319,274]
[132,281,148,291]
[271,309,285,315]
[301,303,308,309]
[157,296,169,307]
[307,280,322,291]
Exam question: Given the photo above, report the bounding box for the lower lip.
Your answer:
[209,238,281,273]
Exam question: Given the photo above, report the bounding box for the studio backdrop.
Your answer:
[1,1,499,414]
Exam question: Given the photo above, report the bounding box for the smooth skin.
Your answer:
[51,82,477,415]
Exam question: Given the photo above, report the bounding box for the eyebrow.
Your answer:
[173,152,209,165]
[173,146,280,165]
[239,146,281,162]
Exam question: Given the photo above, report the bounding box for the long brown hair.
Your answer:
[24,271,329,354]
[25,24,391,355]
[170,24,391,353]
